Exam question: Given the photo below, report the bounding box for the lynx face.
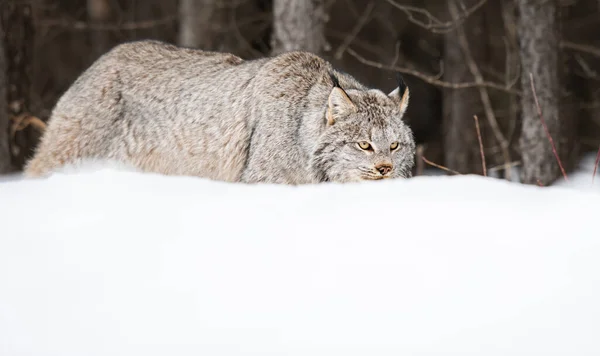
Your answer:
[312,82,415,183]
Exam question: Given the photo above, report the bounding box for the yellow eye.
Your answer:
[390,142,399,150]
[358,141,372,150]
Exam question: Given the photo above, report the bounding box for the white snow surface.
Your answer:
[1,158,600,356]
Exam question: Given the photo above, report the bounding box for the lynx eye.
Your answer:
[358,141,372,150]
[390,141,399,150]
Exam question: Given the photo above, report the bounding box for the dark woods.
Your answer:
[1,0,599,185]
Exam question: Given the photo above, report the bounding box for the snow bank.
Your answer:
[555,153,600,192]
[1,163,600,356]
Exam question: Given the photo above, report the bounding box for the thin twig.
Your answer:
[384,0,487,33]
[422,156,463,175]
[390,40,402,67]
[328,30,388,59]
[473,115,487,176]
[529,73,569,182]
[593,145,600,185]
[488,161,521,173]
[561,41,600,59]
[40,16,176,31]
[334,1,375,60]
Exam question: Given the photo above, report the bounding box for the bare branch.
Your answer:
[384,0,487,33]
[346,48,521,95]
[40,16,176,31]
[561,41,600,59]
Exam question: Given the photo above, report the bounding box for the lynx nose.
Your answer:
[375,163,393,176]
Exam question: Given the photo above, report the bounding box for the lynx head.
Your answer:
[312,73,416,183]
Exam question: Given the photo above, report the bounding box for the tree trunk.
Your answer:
[1,1,35,169]
[0,24,11,173]
[178,0,235,51]
[442,1,486,174]
[517,0,566,185]
[87,0,112,59]
[271,0,327,55]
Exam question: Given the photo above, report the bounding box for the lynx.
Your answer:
[25,40,415,184]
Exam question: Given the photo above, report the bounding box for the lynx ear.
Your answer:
[388,73,410,116]
[327,76,356,125]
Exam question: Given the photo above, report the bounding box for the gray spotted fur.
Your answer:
[25,40,415,184]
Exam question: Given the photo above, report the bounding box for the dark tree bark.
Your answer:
[561,0,595,155]
[0,24,11,173]
[87,0,113,59]
[1,1,35,169]
[178,0,236,52]
[442,1,486,174]
[271,0,327,55]
[518,0,570,185]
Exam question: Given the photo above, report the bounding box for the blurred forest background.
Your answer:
[1,0,600,185]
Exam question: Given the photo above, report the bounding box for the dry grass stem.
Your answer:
[473,115,487,176]
[593,145,600,185]
[536,179,544,187]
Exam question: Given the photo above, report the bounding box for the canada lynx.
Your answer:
[25,40,416,184]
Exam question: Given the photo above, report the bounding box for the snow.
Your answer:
[1,157,600,356]
[554,153,600,191]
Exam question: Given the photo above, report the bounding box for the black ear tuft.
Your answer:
[330,71,342,89]
[396,72,407,98]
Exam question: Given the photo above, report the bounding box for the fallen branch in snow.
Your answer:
[473,115,487,176]
[593,145,600,185]
[529,73,569,182]
[421,156,462,175]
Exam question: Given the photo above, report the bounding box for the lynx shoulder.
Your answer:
[25,40,415,184]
